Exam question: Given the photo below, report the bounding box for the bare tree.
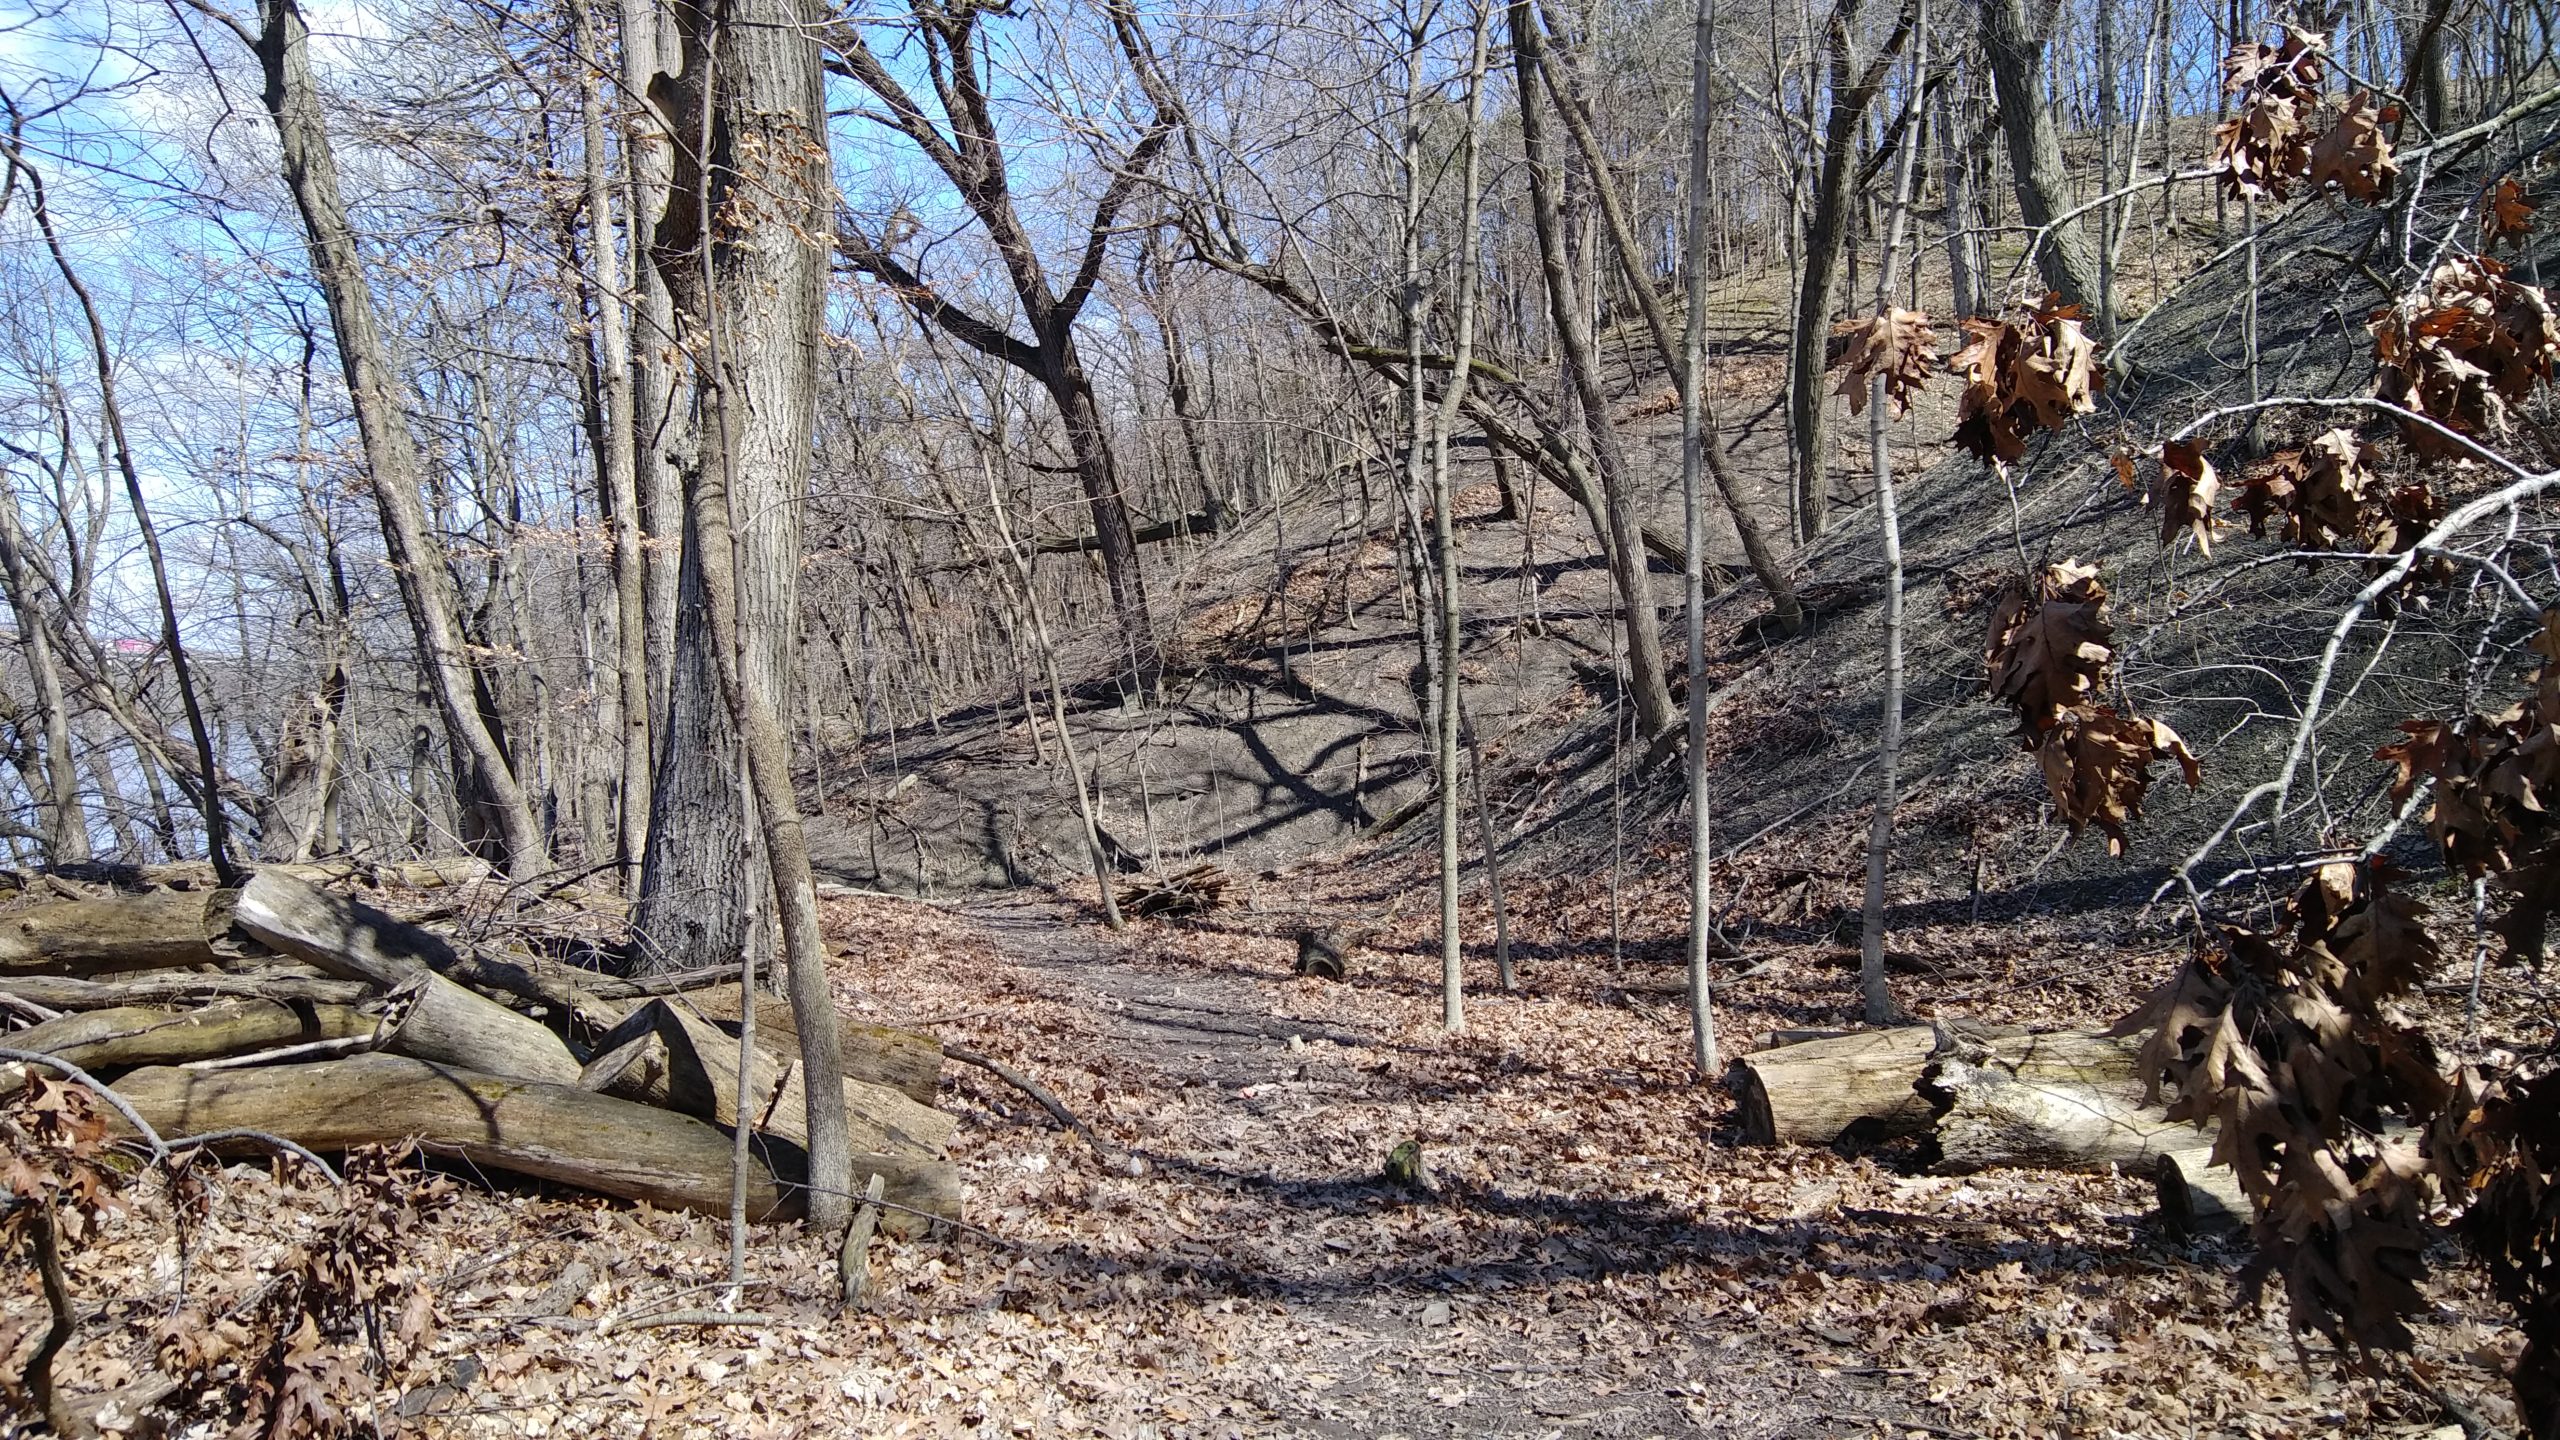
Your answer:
[1508,0,1676,740]
[825,0,1173,675]
[1783,0,1915,543]
[181,0,552,879]
[644,0,854,1231]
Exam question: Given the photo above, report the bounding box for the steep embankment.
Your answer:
[816,169,2555,988]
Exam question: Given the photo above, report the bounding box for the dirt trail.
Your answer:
[940,897,1896,1440]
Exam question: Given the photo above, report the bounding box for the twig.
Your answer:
[0,993,62,1024]
[160,1129,343,1185]
[943,1044,1134,1172]
[179,1034,376,1071]
[0,1047,171,1159]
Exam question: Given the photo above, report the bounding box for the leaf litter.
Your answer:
[4,876,2527,1437]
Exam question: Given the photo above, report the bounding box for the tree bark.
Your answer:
[1982,0,2107,321]
[1538,1,1803,635]
[248,0,547,879]
[1786,0,1914,542]
[1507,0,1677,740]
[644,0,856,1229]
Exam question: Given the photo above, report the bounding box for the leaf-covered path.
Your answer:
[936,894,1889,1439]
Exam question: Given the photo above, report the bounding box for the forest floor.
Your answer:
[39,874,2528,1440]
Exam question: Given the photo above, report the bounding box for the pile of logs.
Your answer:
[0,868,958,1230]
[1120,863,1229,919]
[1730,1021,2250,1235]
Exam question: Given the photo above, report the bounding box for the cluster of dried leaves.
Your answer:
[2211,27,2398,203]
[1830,307,1936,416]
[2132,623,2560,1432]
[1983,560,2199,853]
[2372,254,2560,457]
[1947,297,2103,465]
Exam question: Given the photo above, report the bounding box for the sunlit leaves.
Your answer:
[1951,297,2102,465]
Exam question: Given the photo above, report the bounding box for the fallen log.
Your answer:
[109,1053,790,1219]
[232,873,578,1084]
[645,1001,955,1158]
[0,970,373,1012]
[0,888,235,974]
[675,983,942,1106]
[1916,1031,2169,1173]
[128,857,493,891]
[236,871,614,1031]
[108,1054,963,1227]
[1730,1026,1946,1146]
[3,1000,377,1070]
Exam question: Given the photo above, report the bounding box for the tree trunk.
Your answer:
[257,624,345,864]
[644,0,855,1229]
[1787,0,1913,542]
[249,0,546,879]
[1858,0,1926,1028]
[621,0,687,728]
[574,0,654,895]
[1507,0,1677,741]
[1036,345,1155,680]
[1982,0,2107,322]
[1539,0,1803,635]
[1681,0,1725,1075]
[0,490,85,863]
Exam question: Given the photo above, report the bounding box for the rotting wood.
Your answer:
[645,1000,955,1157]
[2,1000,376,1070]
[107,1053,793,1219]
[233,872,579,1084]
[0,888,235,974]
